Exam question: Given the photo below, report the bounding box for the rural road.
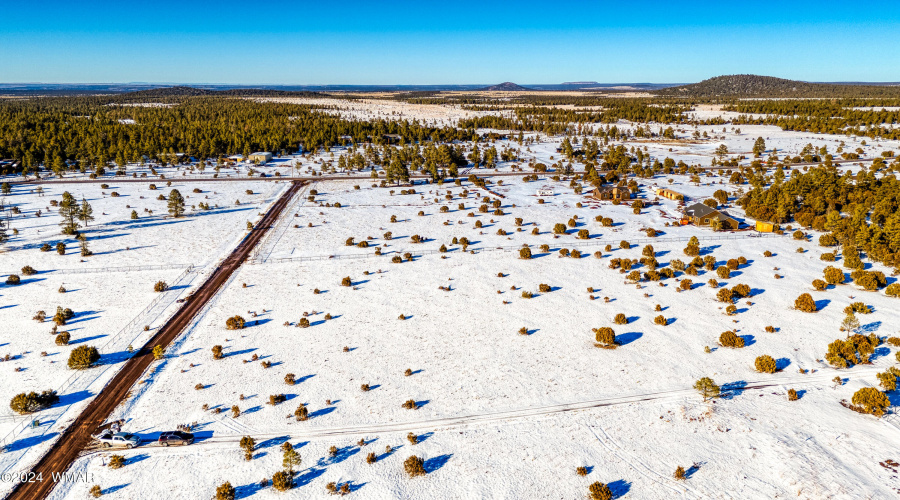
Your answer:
[6,181,307,500]
[3,157,872,186]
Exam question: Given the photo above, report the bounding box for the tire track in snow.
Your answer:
[75,365,883,459]
[586,423,693,498]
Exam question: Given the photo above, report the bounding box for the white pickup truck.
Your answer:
[90,429,141,449]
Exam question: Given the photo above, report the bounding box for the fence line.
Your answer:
[248,232,777,266]
[2,262,192,278]
[251,182,314,263]
[0,265,196,453]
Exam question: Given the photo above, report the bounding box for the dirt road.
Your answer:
[6,181,306,500]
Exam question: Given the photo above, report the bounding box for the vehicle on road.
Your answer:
[91,430,141,449]
[157,431,194,446]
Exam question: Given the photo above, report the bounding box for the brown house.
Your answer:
[683,203,739,230]
[591,185,632,202]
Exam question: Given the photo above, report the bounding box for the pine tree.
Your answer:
[752,137,766,157]
[78,198,94,227]
[168,189,185,218]
[58,191,80,235]
[282,445,301,473]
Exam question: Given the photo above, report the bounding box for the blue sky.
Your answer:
[2,0,899,84]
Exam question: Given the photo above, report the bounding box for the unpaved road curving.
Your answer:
[6,181,306,500]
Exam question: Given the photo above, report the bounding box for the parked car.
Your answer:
[157,431,194,446]
[91,430,140,449]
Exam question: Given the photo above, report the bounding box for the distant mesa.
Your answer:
[479,82,532,91]
[653,74,900,98]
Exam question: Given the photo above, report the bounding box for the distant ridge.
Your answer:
[478,82,532,91]
[122,86,321,98]
[653,74,900,98]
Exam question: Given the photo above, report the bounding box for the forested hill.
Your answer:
[121,86,323,98]
[653,74,900,98]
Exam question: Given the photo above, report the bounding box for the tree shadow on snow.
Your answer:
[616,332,642,346]
[102,484,130,495]
[720,380,747,399]
[814,299,830,310]
[608,479,631,498]
[258,435,290,449]
[308,406,336,419]
[424,454,452,473]
[775,358,791,371]
[69,334,107,345]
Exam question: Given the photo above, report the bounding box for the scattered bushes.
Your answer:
[154,281,169,292]
[6,274,21,285]
[271,471,293,491]
[594,327,617,347]
[719,331,744,348]
[886,283,900,297]
[404,455,426,477]
[844,302,872,315]
[553,223,567,234]
[53,307,74,326]
[849,387,891,416]
[732,283,751,298]
[794,293,817,312]
[68,345,100,369]
[519,247,532,259]
[679,279,693,291]
[812,279,827,291]
[755,355,777,373]
[402,399,418,410]
[212,345,224,360]
[108,455,125,469]
[341,276,352,287]
[216,482,236,500]
[654,315,668,326]
[877,370,898,392]
[818,233,838,247]
[294,404,309,421]
[577,229,590,239]
[9,390,59,414]
[825,334,880,368]
[21,265,36,276]
[298,317,310,328]
[716,288,735,303]
[716,266,730,279]
[613,313,628,325]
[851,269,887,291]
[55,331,70,345]
[225,316,246,330]
[268,394,286,405]
[588,481,612,500]
[823,266,845,285]
[538,283,551,293]
[788,389,799,401]
[820,252,835,261]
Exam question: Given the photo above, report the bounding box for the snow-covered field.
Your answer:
[49,170,900,499]
[2,102,900,499]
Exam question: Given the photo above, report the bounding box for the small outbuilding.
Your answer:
[755,221,775,232]
[249,152,273,164]
[655,187,684,201]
